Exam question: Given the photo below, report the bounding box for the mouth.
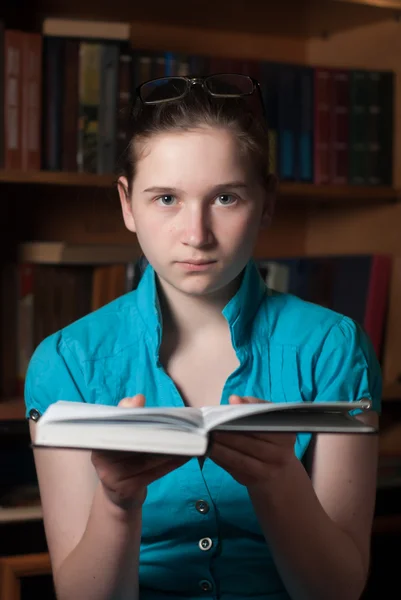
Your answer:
[179,259,217,265]
[176,260,217,271]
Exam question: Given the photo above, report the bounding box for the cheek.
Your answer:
[218,209,261,242]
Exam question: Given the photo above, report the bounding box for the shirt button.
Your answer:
[195,500,210,514]
[199,579,213,592]
[28,409,41,422]
[198,537,213,551]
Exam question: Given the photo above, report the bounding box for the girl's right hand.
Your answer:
[91,395,189,510]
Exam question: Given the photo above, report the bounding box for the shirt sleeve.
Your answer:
[24,332,87,419]
[313,315,382,414]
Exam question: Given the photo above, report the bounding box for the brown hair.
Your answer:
[118,81,271,198]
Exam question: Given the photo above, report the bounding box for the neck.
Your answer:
[157,275,242,341]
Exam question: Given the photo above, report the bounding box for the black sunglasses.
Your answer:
[136,73,266,119]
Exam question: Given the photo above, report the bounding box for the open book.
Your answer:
[32,399,377,457]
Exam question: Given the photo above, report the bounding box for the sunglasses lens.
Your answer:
[206,74,254,96]
[140,77,188,103]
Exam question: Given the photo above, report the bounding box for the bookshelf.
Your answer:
[0,1,400,398]
[0,2,401,595]
[0,2,399,379]
[26,0,401,38]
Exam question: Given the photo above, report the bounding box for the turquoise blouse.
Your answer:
[25,259,381,600]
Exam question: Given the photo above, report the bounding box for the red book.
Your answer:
[364,255,392,359]
[313,67,332,185]
[4,29,24,169]
[21,32,43,170]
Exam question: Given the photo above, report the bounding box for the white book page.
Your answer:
[200,400,372,432]
[41,401,204,430]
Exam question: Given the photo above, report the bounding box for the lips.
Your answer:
[179,259,216,265]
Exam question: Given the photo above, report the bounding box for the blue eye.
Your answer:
[215,194,236,206]
[156,195,176,206]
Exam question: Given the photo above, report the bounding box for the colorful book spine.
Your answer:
[77,42,101,173]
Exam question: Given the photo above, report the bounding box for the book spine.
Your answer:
[62,39,80,172]
[278,64,297,181]
[42,36,64,170]
[98,43,119,174]
[364,255,392,359]
[4,29,24,170]
[0,263,18,396]
[17,263,35,396]
[374,70,394,186]
[349,70,369,185]
[115,41,133,170]
[150,52,166,79]
[133,52,152,89]
[261,62,279,177]
[313,67,332,185]
[21,32,42,171]
[298,66,314,182]
[330,69,350,185]
[77,42,101,173]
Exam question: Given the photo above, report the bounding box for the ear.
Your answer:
[260,174,277,229]
[118,177,137,233]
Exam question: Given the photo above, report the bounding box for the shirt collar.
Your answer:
[135,259,267,357]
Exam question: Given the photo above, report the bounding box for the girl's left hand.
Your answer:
[209,395,298,489]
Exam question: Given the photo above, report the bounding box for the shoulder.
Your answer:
[260,291,381,410]
[263,291,345,348]
[24,290,146,417]
[57,289,143,362]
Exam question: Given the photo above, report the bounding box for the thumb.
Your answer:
[119,394,146,408]
[229,395,264,405]
[229,394,244,405]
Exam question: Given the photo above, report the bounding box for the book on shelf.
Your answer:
[0,17,395,184]
[257,253,392,361]
[32,399,376,457]
[10,244,144,396]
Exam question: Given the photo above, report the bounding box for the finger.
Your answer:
[215,431,296,447]
[93,451,188,484]
[118,394,146,408]
[229,395,243,405]
[210,440,267,481]
[114,457,190,496]
[212,432,294,463]
[228,395,266,405]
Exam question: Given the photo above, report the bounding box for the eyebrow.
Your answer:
[142,182,249,194]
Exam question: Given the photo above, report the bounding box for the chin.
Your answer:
[174,277,222,297]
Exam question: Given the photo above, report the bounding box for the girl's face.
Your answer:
[119,127,272,298]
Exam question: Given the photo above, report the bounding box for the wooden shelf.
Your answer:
[32,0,401,38]
[0,170,398,204]
[278,182,399,204]
[0,170,116,188]
[0,506,43,524]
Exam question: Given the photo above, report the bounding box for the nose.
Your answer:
[181,205,214,249]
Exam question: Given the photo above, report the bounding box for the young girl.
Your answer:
[25,73,380,600]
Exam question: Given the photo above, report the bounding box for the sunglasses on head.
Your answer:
[135,73,266,119]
